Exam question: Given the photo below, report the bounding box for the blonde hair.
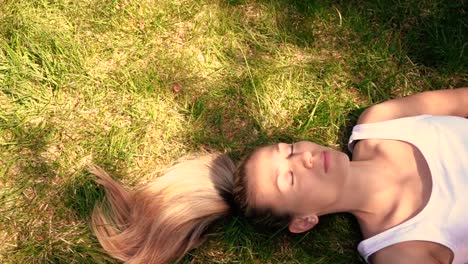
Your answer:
[90,153,235,264]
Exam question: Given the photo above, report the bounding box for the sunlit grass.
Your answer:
[0,0,466,263]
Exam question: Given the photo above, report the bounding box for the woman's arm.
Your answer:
[372,244,448,264]
[373,253,441,264]
[357,87,468,124]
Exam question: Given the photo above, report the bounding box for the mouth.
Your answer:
[323,151,329,173]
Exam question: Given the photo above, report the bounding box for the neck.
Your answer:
[328,160,399,232]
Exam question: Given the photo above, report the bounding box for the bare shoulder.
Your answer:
[371,241,453,264]
[358,87,468,124]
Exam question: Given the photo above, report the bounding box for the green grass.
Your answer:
[0,0,466,263]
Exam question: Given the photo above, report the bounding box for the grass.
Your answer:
[0,0,466,263]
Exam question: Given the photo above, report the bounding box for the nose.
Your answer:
[301,151,314,169]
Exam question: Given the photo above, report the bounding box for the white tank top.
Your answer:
[348,115,468,264]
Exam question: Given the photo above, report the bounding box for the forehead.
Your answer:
[245,144,280,209]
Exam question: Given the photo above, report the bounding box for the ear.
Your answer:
[288,215,318,233]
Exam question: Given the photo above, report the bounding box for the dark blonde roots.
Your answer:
[233,149,292,231]
[89,154,235,264]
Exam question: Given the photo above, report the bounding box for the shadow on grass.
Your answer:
[182,74,304,158]
[0,113,101,221]
[63,171,106,219]
[222,0,324,48]
[223,0,466,67]
[0,112,60,196]
[0,114,113,262]
[222,0,467,103]
[340,0,468,102]
[343,0,467,70]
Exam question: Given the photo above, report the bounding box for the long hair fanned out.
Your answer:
[89,154,236,264]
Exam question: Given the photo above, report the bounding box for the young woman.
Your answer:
[91,88,468,264]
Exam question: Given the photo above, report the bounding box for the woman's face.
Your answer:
[244,141,350,217]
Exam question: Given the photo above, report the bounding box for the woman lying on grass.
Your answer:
[90,87,468,264]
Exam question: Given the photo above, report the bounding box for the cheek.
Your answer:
[292,183,309,203]
[295,175,328,201]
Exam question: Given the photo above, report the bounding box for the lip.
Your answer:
[323,151,329,173]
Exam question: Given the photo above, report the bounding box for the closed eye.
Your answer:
[289,143,294,185]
